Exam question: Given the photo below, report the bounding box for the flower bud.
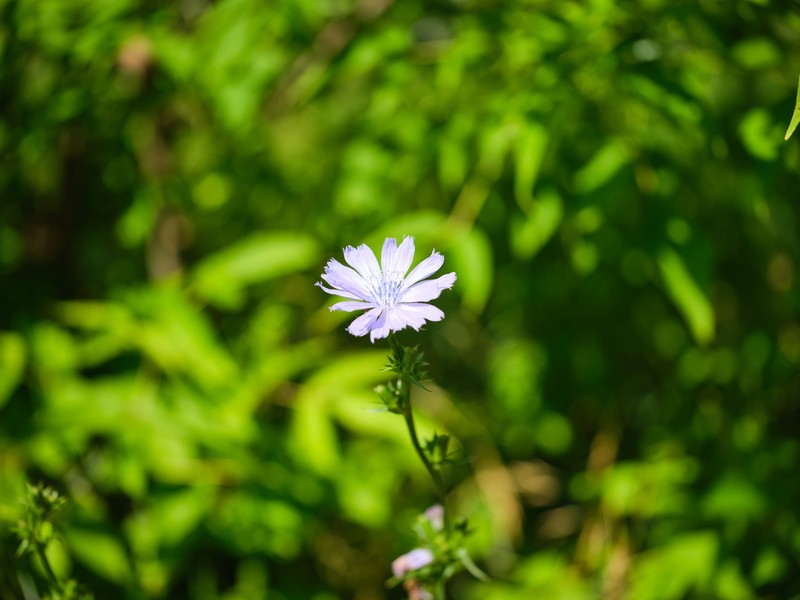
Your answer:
[424,504,445,531]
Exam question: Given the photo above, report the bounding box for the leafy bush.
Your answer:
[1,0,799,598]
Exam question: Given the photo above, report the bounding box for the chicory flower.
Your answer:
[317,237,456,342]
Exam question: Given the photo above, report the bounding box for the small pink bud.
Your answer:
[424,504,444,531]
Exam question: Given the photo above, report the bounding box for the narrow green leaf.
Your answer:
[784,74,800,141]
[450,227,493,314]
[514,122,549,210]
[457,547,490,582]
[573,141,629,193]
[657,249,715,346]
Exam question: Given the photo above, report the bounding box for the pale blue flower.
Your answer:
[317,237,456,342]
[392,547,435,578]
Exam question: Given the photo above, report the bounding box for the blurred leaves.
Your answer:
[628,532,718,600]
[1,0,800,599]
[193,232,320,310]
[67,529,132,586]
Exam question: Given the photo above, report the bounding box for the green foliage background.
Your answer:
[1,0,799,598]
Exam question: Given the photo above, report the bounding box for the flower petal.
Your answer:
[344,244,381,281]
[400,272,457,303]
[403,251,444,288]
[382,236,415,277]
[394,305,428,331]
[316,282,362,300]
[347,307,382,337]
[392,548,435,578]
[398,302,445,323]
[330,301,375,312]
[369,310,392,342]
[387,308,410,332]
[321,259,373,301]
[380,237,398,272]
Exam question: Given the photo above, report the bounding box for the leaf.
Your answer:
[739,109,781,160]
[450,227,493,314]
[730,38,780,70]
[0,333,26,408]
[307,351,387,389]
[116,188,159,248]
[629,532,718,600]
[129,288,237,387]
[715,561,756,600]
[657,248,715,346]
[573,141,629,193]
[510,188,563,260]
[457,547,490,582]
[31,323,78,372]
[511,552,595,599]
[785,74,800,141]
[67,529,132,584]
[514,121,549,210]
[701,473,767,521]
[154,488,216,545]
[289,385,339,474]
[192,232,319,309]
[439,136,469,192]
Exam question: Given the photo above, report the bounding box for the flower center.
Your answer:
[366,270,404,308]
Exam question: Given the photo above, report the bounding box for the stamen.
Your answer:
[366,270,404,308]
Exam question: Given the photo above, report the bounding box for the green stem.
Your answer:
[402,402,447,508]
[434,577,447,600]
[34,537,61,593]
[388,334,451,598]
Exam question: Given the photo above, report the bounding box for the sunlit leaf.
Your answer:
[739,109,781,160]
[193,232,320,309]
[657,248,715,346]
[785,74,800,141]
[450,227,493,314]
[715,560,756,600]
[67,529,132,584]
[289,386,339,474]
[514,121,549,210]
[154,488,216,545]
[701,473,767,521]
[731,38,780,69]
[0,333,26,408]
[573,141,629,193]
[629,533,718,600]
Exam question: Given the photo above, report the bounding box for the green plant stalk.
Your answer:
[388,334,450,530]
[401,400,447,514]
[34,534,62,594]
[401,406,449,600]
[388,334,452,598]
[434,578,446,600]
